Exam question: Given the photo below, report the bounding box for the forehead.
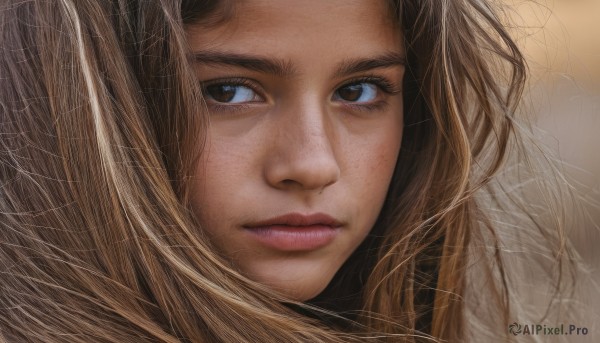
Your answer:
[186,0,403,59]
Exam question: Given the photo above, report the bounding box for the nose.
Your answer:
[264,103,340,193]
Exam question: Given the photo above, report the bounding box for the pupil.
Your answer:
[339,84,363,101]
[206,84,236,102]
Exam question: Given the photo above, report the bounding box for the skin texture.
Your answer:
[188,0,405,301]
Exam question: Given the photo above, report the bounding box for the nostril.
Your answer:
[282,166,339,190]
[273,179,305,190]
[281,179,297,187]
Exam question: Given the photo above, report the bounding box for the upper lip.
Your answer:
[243,212,343,228]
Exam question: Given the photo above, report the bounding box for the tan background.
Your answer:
[505,0,599,341]
[507,0,599,256]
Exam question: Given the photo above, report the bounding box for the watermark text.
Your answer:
[509,323,589,336]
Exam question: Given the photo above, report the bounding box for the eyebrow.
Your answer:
[192,51,406,78]
[193,51,296,77]
[334,52,406,78]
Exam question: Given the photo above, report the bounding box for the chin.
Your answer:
[279,280,330,302]
[241,259,340,302]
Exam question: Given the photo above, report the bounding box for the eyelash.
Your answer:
[336,75,401,112]
[202,77,258,92]
[199,75,401,113]
[200,77,261,113]
[341,75,400,95]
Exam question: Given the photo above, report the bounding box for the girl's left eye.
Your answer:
[203,84,261,104]
[333,82,379,103]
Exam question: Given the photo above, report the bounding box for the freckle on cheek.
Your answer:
[371,143,395,170]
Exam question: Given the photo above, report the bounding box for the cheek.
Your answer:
[370,141,400,174]
[190,141,249,228]
[350,127,403,201]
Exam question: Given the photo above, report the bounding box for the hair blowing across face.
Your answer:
[0,0,572,342]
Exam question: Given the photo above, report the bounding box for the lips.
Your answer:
[242,213,343,251]
[244,213,343,228]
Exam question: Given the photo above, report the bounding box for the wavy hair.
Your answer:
[0,0,572,342]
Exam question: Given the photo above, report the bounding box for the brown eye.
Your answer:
[334,83,378,102]
[204,84,258,103]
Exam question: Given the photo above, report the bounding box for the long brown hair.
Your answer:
[0,0,572,342]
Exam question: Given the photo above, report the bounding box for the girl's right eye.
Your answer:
[203,83,262,104]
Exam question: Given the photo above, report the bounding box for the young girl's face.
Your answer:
[188,0,404,301]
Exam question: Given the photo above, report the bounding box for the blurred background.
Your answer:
[504,0,599,340]
[505,0,599,258]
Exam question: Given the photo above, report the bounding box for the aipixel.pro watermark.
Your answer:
[509,322,589,336]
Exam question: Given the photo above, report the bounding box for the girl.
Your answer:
[0,0,575,342]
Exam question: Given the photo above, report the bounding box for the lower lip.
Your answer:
[244,225,339,251]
